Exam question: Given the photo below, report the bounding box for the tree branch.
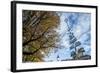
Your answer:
[23,27,51,46]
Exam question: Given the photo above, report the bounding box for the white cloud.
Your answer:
[44,12,91,61]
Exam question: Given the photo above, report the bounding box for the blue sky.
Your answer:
[43,12,91,62]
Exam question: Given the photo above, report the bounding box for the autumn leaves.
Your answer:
[22,10,60,62]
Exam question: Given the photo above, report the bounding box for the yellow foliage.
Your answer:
[23,11,60,62]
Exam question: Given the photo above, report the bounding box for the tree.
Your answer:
[65,18,86,60]
[71,51,76,59]
[22,10,60,62]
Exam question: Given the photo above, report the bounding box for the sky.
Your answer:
[43,12,91,62]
